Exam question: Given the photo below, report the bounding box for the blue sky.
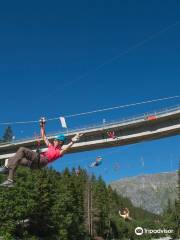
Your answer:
[0,0,180,183]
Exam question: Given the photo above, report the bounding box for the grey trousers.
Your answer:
[7,147,48,180]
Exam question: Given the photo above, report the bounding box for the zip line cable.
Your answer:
[0,95,180,125]
[1,20,179,123]
[40,19,180,100]
[81,19,180,75]
[64,95,180,118]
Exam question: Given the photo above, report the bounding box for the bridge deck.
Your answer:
[0,106,180,160]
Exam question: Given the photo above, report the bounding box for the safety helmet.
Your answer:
[55,134,66,142]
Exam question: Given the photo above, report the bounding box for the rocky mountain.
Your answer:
[110,172,178,214]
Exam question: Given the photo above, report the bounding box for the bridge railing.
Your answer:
[1,104,180,146]
[49,104,180,134]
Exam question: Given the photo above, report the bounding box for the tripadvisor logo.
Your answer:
[135,226,174,235]
[135,227,143,236]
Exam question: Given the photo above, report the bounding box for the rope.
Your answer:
[65,95,180,118]
[40,19,180,100]
[0,95,179,125]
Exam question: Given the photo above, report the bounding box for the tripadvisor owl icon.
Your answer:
[135,227,144,236]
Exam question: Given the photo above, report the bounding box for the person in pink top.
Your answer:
[0,118,83,187]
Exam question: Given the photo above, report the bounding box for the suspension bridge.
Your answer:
[0,105,180,161]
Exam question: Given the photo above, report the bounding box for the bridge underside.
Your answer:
[0,108,180,161]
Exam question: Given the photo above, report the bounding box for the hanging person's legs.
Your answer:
[0,147,43,187]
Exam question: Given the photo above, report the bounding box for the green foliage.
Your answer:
[0,167,161,239]
[162,164,180,238]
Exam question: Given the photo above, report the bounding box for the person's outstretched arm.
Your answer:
[127,216,132,220]
[125,208,132,220]
[60,133,83,155]
[119,210,126,218]
[40,117,50,147]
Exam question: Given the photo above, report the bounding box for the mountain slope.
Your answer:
[110,172,178,214]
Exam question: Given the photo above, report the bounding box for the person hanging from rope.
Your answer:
[0,117,83,187]
[89,156,103,168]
[107,131,117,139]
[118,208,132,221]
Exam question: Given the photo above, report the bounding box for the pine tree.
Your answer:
[3,126,13,142]
[0,166,161,239]
[91,176,110,239]
[27,168,58,238]
[162,165,180,239]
